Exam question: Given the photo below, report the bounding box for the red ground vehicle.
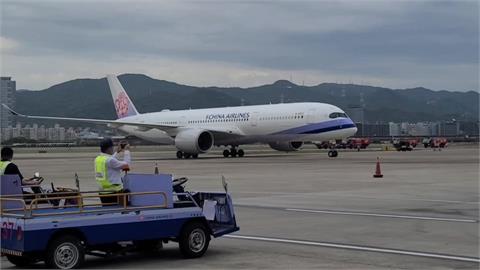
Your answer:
[347,138,371,149]
[423,137,448,148]
[314,138,370,150]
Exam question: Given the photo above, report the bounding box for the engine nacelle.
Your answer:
[268,141,303,152]
[175,129,214,154]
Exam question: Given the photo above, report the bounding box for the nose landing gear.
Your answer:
[328,150,338,158]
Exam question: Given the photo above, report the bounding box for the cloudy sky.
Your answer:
[0,0,478,91]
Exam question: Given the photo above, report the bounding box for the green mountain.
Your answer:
[14,73,479,126]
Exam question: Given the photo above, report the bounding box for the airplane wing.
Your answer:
[1,104,177,130]
[1,104,245,137]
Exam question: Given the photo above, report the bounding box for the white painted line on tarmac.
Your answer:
[285,208,478,223]
[225,235,480,263]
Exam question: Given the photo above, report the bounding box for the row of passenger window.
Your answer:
[188,118,249,124]
[260,115,304,121]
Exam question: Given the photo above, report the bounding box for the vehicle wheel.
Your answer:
[45,235,85,269]
[223,150,230,158]
[6,255,37,267]
[184,153,191,159]
[333,150,338,157]
[179,222,210,258]
[230,149,237,158]
[237,149,245,157]
[176,151,183,159]
[192,153,199,159]
[328,150,334,157]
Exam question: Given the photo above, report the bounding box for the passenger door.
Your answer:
[306,108,317,124]
[250,112,259,127]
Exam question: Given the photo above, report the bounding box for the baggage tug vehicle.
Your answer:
[0,173,239,269]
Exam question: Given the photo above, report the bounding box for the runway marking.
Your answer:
[237,192,479,205]
[225,235,480,263]
[285,208,478,223]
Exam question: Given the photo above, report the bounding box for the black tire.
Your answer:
[184,153,191,159]
[223,150,230,157]
[6,255,37,267]
[45,235,85,269]
[176,151,183,159]
[237,149,245,157]
[328,151,334,157]
[333,150,338,157]
[179,222,210,258]
[192,153,199,159]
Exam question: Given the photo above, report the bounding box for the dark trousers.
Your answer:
[100,191,127,206]
[100,194,119,204]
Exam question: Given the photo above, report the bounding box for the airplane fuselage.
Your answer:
[116,102,357,146]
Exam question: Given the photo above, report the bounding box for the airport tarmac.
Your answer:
[1,144,479,269]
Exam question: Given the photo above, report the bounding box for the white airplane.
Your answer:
[2,75,357,158]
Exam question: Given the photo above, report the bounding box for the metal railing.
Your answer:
[0,191,169,218]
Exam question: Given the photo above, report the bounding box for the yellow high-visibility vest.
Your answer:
[95,155,122,193]
[0,161,12,175]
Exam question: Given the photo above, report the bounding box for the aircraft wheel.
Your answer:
[183,153,191,159]
[230,149,237,158]
[223,150,230,158]
[328,150,338,158]
[176,151,183,159]
[192,154,199,159]
[237,149,245,157]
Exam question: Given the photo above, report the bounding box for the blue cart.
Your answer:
[0,173,239,269]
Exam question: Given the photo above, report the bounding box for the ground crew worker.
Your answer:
[1,147,40,185]
[95,138,131,204]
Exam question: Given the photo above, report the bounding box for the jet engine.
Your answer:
[175,129,214,154]
[268,141,303,152]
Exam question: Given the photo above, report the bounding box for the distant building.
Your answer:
[389,122,401,136]
[0,77,16,129]
[439,121,459,136]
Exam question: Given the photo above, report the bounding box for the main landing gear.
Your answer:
[223,146,245,158]
[328,150,338,158]
[176,151,199,159]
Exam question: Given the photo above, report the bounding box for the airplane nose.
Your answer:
[349,119,358,136]
[352,126,358,135]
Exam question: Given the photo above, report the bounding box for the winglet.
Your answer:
[1,103,23,117]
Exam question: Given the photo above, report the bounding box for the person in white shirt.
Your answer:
[95,138,131,204]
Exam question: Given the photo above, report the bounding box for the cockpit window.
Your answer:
[329,112,348,119]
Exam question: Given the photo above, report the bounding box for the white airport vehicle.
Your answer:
[2,75,357,158]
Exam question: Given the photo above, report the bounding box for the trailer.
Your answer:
[0,173,239,269]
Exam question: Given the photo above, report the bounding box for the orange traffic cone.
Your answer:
[373,157,383,178]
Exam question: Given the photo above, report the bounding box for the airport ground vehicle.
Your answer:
[0,174,239,269]
[392,138,418,151]
[422,137,448,148]
[314,138,370,150]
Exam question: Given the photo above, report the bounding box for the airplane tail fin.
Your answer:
[106,74,139,119]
